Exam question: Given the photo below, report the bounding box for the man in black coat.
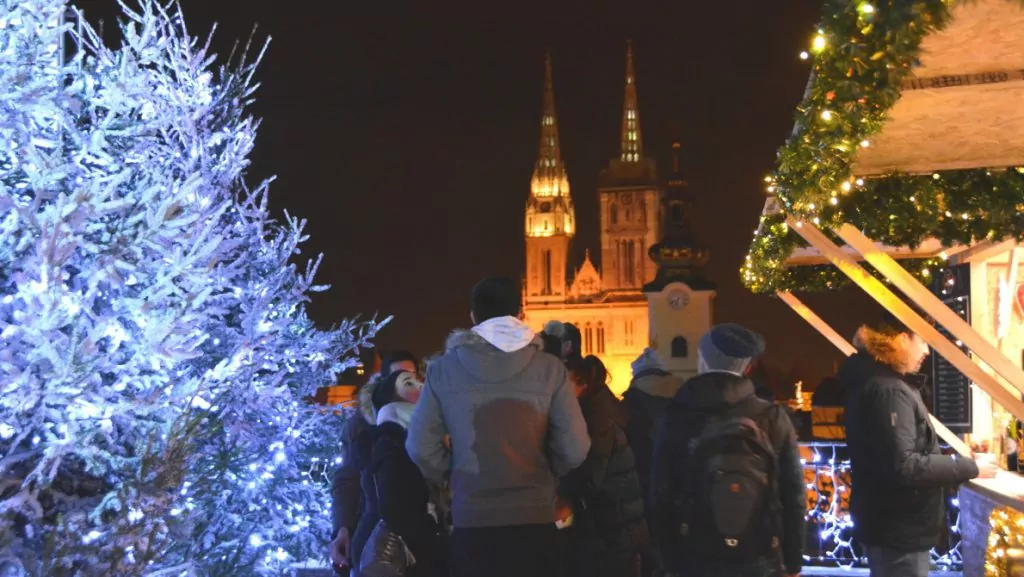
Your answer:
[651,324,805,577]
[840,313,996,577]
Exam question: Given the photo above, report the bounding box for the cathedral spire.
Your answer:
[620,40,643,163]
[535,52,563,181]
[531,52,570,199]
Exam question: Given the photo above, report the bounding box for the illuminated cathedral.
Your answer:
[522,42,715,393]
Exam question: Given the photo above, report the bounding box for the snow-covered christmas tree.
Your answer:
[0,1,382,575]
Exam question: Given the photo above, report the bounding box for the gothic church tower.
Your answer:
[525,54,575,304]
[598,41,662,291]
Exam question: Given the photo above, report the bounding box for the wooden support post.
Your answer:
[835,223,1024,398]
[777,291,857,356]
[786,218,1024,429]
[776,288,971,457]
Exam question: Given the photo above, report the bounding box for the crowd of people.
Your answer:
[327,277,997,577]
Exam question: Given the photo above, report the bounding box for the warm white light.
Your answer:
[799,51,810,60]
[820,110,833,122]
[859,3,875,14]
[841,181,852,192]
[860,140,870,148]
[812,35,827,53]
[830,197,838,205]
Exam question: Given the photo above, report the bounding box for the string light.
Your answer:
[985,507,1024,577]
[801,443,961,570]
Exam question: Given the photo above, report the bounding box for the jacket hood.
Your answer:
[836,350,906,393]
[629,371,683,399]
[358,373,382,425]
[672,371,756,410]
[853,325,920,375]
[444,328,541,383]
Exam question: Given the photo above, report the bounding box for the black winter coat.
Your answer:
[331,413,368,540]
[839,352,978,551]
[564,386,649,577]
[351,421,447,577]
[650,372,805,576]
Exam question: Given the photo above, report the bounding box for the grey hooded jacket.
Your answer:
[406,329,590,528]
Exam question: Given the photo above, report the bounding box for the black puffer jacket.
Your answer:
[651,372,805,576]
[839,347,979,551]
[564,386,648,577]
[351,421,447,577]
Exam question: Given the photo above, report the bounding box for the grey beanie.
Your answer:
[698,323,766,374]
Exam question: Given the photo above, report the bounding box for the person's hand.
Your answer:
[555,498,573,522]
[976,459,1000,479]
[329,527,350,567]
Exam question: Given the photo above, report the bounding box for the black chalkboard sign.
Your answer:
[929,265,973,433]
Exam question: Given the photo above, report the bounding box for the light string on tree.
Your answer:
[740,0,1024,295]
[985,506,1024,577]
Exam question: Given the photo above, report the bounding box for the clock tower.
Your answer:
[525,53,575,304]
[643,141,715,380]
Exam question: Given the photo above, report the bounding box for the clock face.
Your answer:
[667,289,690,310]
[620,192,632,205]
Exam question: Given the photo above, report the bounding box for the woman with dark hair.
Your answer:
[563,356,649,577]
[349,370,447,577]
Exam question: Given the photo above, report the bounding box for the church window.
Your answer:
[611,204,618,225]
[543,250,552,295]
[597,323,606,354]
[548,137,555,148]
[671,336,689,358]
[625,209,631,222]
[671,203,684,224]
[584,323,594,356]
[627,109,635,119]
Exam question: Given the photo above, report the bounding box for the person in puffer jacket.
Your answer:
[564,355,649,577]
[840,312,996,577]
[350,370,447,577]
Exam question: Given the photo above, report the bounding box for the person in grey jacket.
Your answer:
[406,277,591,577]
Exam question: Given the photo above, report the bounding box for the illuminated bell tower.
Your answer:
[598,40,662,292]
[525,53,575,304]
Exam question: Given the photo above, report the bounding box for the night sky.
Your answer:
[85,0,886,385]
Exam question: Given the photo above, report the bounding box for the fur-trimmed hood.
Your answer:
[441,328,542,383]
[853,325,919,375]
[358,373,382,425]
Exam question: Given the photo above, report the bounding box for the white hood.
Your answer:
[471,316,536,353]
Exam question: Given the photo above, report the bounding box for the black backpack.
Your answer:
[672,402,783,563]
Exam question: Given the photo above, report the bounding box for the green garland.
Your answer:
[741,0,1024,294]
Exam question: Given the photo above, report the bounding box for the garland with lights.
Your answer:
[985,506,1024,577]
[741,0,1024,294]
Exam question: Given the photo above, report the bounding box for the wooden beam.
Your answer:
[835,223,1024,398]
[949,238,1016,266]
[777,291,857,356]
[786,218,1024,439]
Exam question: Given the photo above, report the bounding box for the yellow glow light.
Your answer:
[812,35,827,53]
[820,110,833,122]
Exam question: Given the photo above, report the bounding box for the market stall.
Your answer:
[742,1,1024,574]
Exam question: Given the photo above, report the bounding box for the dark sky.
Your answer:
[84,0,884,384]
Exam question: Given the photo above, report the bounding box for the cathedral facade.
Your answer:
[522,43,713,393]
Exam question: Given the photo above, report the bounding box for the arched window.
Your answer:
[584,323,594,356]
[611,204,618,225]
[671,336,688,358]
[597,322,606,354]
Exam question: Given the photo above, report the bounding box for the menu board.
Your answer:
[929,265,973,433]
